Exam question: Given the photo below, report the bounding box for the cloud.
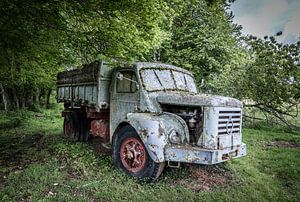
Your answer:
[282,11,300,41]
[231,0,266,17]
[231,0,300,43]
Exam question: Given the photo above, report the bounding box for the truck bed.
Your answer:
[56,61,111,109]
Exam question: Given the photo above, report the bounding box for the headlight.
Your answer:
[168,130,181,144]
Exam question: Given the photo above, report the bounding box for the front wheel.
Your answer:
[113,125,164,180]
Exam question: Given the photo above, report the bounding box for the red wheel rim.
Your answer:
[64,120,72,137]
[120,137,147,173]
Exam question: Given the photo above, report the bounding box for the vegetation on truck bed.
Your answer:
[0,107,299,201]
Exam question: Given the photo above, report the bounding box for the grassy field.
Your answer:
[0,105,299,201]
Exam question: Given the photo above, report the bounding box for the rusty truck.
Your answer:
[56,61,246,180]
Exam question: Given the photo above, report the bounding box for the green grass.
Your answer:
[0,105,299,201]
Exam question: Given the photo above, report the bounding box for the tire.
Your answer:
[112,125,165,181]
[77,111,90,142]
[63,112,79,141]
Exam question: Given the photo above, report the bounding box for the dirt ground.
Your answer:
[90,138,112,155]
[0,134,44,190]
[266,140,300,149]
[172,164,231,192]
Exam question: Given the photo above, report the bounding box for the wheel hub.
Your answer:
[120,137,147,173]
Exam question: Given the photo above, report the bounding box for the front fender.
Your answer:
[126,112,189,163]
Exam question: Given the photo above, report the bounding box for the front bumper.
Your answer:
[165,143,246,164]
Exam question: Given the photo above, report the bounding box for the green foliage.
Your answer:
[0,0,177,110]
[210,34,300,127]
[0,1,67,86]
[242,36,300,112]
[60,0,176,61]
[157,0,241,84]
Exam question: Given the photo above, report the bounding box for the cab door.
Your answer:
[110,70,140,139]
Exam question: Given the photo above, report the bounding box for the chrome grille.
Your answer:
[218,110,241,135]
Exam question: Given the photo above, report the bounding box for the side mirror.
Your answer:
[116,72,140,92]
[117,72,124,80]
[135,83,140,90]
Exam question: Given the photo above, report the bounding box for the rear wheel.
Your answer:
[113,125,164,180]
[63,112,79,140]
[77,111,90,142]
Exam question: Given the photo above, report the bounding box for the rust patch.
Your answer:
[149,144,158,150]
[170,152,176,158]
[266,140,300,149]
[185,154,200,162]
[90,120,109,142]
[139,128,148,139]
[158,123,164,137]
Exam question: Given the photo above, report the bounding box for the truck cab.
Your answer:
[57,61,246,180]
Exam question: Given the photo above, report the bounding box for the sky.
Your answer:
[231,0,300,44]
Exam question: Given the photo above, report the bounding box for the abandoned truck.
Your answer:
[56,61,246,180]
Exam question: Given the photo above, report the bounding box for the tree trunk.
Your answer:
[21,98,26,108]
[11,88,20,110]
[35,89,40,107]
[21,90,26,109]
[39,88,44,105]
[27,89,33,108]
[0,83,8,111]
[14,92,20,110]
[46,89,52,108]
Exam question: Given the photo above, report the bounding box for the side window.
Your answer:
[116,71,138,93]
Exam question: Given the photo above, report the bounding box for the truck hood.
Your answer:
[155,92,242,108]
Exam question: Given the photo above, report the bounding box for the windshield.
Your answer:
[140,68,197,93]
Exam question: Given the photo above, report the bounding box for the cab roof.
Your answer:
[133,62,192,75]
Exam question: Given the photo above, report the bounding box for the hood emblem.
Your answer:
[226,115,234,135]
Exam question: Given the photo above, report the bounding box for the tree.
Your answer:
[242,35,300,127]
[210,34,300,128]
[0,0,177,110]
[155,0,241,85]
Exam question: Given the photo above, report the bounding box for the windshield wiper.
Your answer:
[153,70,166,91]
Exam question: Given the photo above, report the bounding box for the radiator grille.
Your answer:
[218,110,241,135]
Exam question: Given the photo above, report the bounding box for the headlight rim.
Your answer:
[168,129,181,144]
